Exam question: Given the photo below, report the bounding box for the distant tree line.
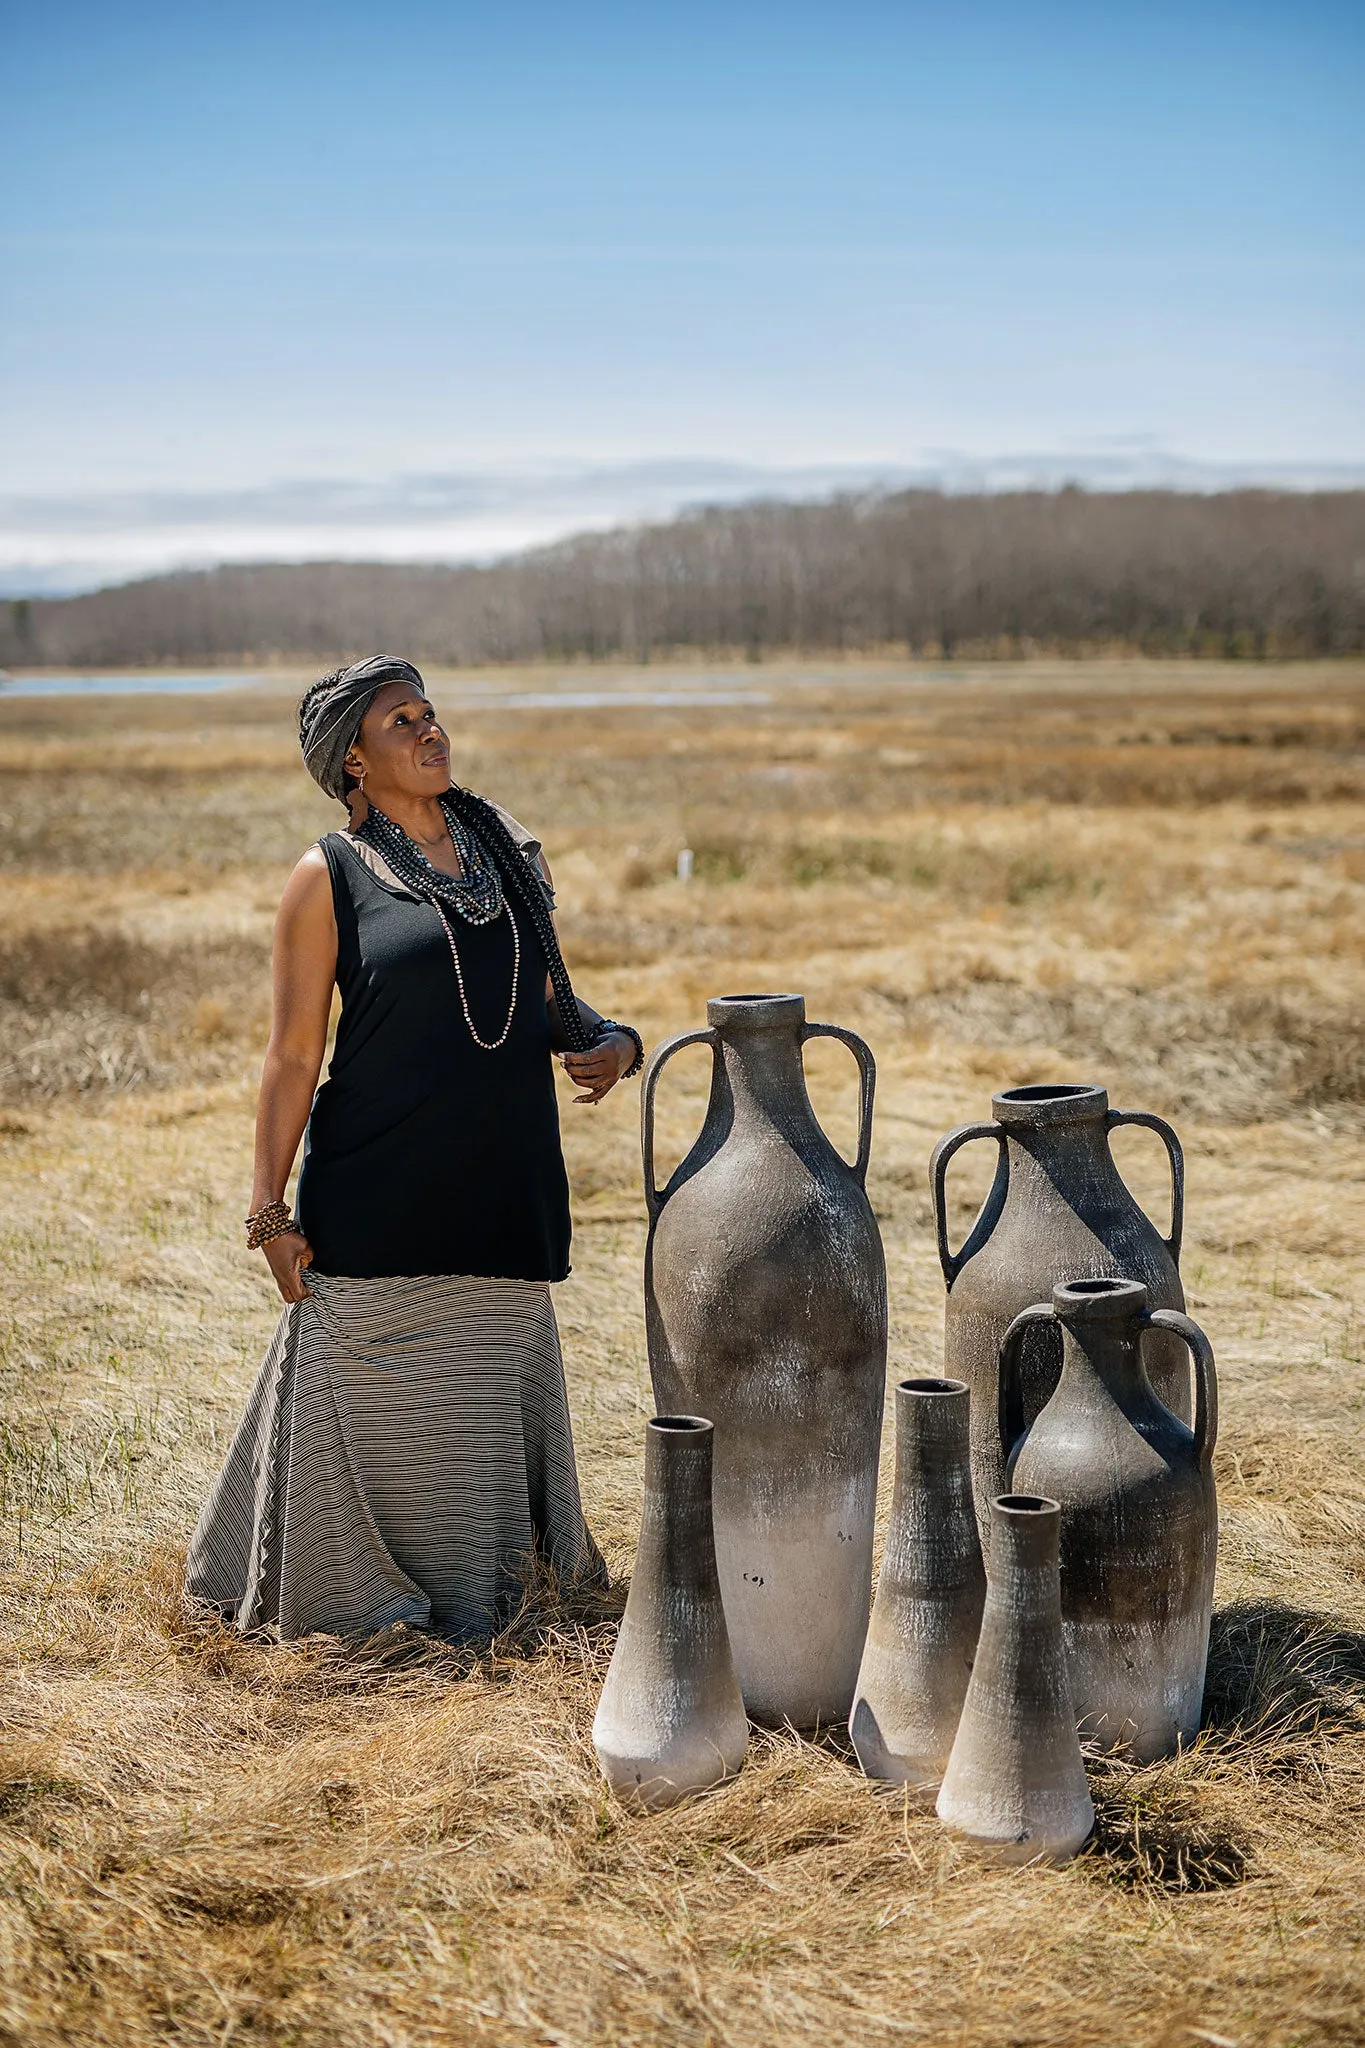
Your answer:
[4,487,1363,670]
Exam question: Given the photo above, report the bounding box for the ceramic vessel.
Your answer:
[1002,1276,1218,1761]
[936,1493,1094,1866]
[593,1416,749,1811]
[850,1377,986,1792]
[643,993,887,1727]
[930,1082,1187,1549]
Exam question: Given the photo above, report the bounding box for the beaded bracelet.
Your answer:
[245,1199,299,1251]
[597,1019,645,1079]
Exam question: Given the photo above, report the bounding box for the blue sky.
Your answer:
[1,1,1360,590]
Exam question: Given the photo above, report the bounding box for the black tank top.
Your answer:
[296,833,571,1281]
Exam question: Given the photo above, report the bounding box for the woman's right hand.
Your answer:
[263,1229,315,1303]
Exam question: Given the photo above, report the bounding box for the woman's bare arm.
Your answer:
[251,846,337,1300]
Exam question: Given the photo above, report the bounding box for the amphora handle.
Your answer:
[640,1028,717,1220]
[801,1022,877,1186]
[1106,1108,1185,1266]
[930,1121,1005,1287]
[997,1301,1056,1474]
[1144,1308,1218,1468]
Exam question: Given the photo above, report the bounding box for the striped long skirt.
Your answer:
[186,1272,605,1641]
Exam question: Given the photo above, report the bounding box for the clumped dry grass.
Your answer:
[1,657,1363,2046]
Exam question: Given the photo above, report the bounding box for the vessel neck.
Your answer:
[636,1424,717,1596]
[987,1502,1061,1615]
[1004,1114,1115,1186]
[718,1025,818,1132]
[1055,1315,1152,1407]
[895,1387,971,1494]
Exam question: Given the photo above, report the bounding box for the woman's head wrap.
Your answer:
[298,656,427,801]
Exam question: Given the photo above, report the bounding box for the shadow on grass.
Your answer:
[1084,1779,1251,1892]
[1082,1599,1365,1893]
[296,1549,627,1689]
[1202,1597,1365,1745]
[161,1544,626,1699]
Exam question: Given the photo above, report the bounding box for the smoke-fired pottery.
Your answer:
[592,1416,749,1811]
[936,1494,1094,1866]
[642,993,887,1727]
[850,1377,986,1793]
[930,1082,1188,1549]
[1002,1276,1218,1761]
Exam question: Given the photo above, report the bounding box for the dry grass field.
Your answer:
[1,656,1363,2048]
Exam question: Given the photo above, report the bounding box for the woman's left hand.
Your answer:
[560,1033,634,1105]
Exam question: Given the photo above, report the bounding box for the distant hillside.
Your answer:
[4,486,1363,669]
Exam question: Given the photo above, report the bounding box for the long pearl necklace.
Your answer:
[431,896,521,1051]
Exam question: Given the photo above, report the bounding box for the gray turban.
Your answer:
[298,655,427,800]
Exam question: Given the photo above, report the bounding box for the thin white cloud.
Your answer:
[2,452,1362,598]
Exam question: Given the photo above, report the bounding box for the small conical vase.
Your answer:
[851,1378,985,1794]
[593,1416,749,1812]
[936,1495,1094,1866]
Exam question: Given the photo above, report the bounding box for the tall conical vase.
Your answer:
[930,1083,1188,1552]
[642,994,887,1728]
[851,1378,985,1793]
[593,1416,749,1812]
[1002,1277,1219,1761]
[936,1494,1094,1866]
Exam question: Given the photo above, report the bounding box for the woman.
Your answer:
[187,656,641,1642]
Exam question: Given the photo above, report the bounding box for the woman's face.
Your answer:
[345,682,452,804]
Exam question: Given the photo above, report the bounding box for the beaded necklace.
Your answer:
[357,785,599,1058]
[436,898,520,1051]
[360,793,505,924]
[359,795,520,1050]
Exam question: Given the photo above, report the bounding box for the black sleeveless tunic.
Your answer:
[296,834,572,1281]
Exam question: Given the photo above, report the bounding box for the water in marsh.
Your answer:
[0,672,265,697]
[0,673,773,708]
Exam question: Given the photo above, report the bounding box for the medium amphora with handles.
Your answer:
[1002,1277,1218,1760]
[930,1083,1187,1551]
[642,993,887,1728]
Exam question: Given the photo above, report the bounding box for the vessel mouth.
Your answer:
[899,1376,968,1397]
[1053,1274,1148,1317]
[1000,1084,1092,1101]
[992,1080,1108,1127]
[995,1493,1060,1517]
[707,990,806,1029]
[649,1414,712,1434]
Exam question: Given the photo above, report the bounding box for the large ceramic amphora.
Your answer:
[930,1082,1187,1549]
[642,993,887,1728]
[1003,1278,1218,1762]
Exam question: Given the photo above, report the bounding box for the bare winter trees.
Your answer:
[3,487,1362,669]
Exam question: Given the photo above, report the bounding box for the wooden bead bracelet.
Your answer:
[245,1199,299,1250]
